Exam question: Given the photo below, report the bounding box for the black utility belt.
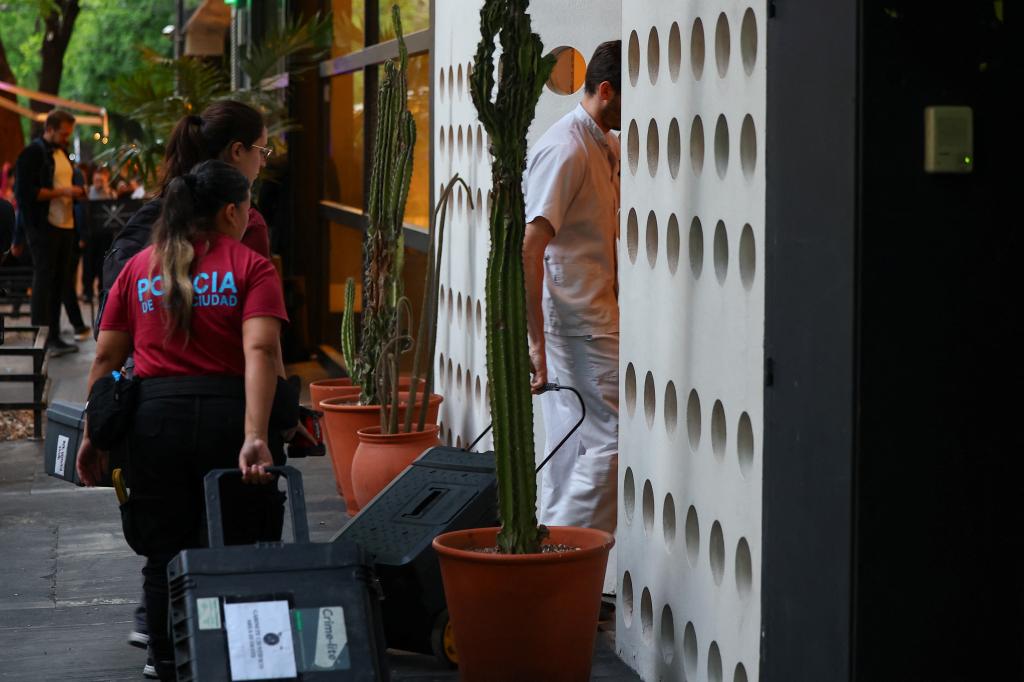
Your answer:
[137,375,245,402]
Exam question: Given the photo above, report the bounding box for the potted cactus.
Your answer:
[319,4,420,513]
[348,174,470,507]
[431,1,614,679]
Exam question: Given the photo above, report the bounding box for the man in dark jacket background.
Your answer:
[14,109,90,355]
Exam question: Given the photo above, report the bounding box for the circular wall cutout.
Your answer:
[438,352,446,387]
[689,116,705,176]
[475,299,483,335]
[663,493,676,547]
[685,505,700,565]
[687,388,701,450]
[714,114,729,178]
[739,223,756,291]
[714,220,729,284]
[715,12,731,77]
[545,46,587,95]
[647,26,660,85]
[446,358,453,391]
[439,126,446,154]
[622,571,634,627]
[664,380,678,436]
[438,68,445,99]
[740,114,757,180]
[456,63,464,97]
[709,641,723,682]
[667,118,681,178]
[645,211,659,269]
[456,292,463,328]
[627,120,640,175]
[625,362,637,417]
[646,119,660,177]
[736,537,753,599]
[626,208,639,264]
[643,370,656,428]
[628,30,640,87]
[476,189,484,226]
[738,411,754,477]
[741,8,758,75]
[666,214,680,275]
[711,399,727,459]
[683,621,699,680]
[475,376,482,404]
[623,467,636,525]
[447,125,454,161]
[466,126,474,162]
[668,22,681,81]
[642,479,654,536]
[660,604,675,664]
[476,124,484,157]
[710,520,725,585]
[689,217,704,279]
[691,18,705,80]
[447,66,454,98]
[446,288,453,321]
[735,663,749,682]
[640,588,653,643]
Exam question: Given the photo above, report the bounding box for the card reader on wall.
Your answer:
[924,106,973,173]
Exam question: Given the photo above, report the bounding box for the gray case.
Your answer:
[44,400,86,484]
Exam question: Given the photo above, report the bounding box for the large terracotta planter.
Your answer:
[308,378,360,500]
[320,391,442,515]
[432,526,614,682]
[350,422,442,507]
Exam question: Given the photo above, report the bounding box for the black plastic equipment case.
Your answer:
[332,446,498,664]
[168,466,389,681]
[44,400,85,484]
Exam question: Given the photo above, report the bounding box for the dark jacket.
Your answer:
[13,137,63,235]
[94,198,162,337]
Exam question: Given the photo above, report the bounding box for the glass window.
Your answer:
[332,0,367,56]
[379,0,431,42]
[325,70,365,208]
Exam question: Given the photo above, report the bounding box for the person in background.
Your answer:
[75,160,289,682]
[1,161,15,203]
[522,40,622,534]
[81,166,116,304]
[12,109,91,355]
[88,165,116,200]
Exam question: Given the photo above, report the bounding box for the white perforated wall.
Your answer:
[615,3,765,681]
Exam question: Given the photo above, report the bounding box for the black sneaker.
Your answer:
[128,604,149,649]
[46,338,78,357]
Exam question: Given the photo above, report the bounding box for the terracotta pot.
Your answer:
[309,379,360,502]
[320,391,442,515]
[432,526,614,682]
[350,422,442,507]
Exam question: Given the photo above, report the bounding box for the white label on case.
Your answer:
[197,597,221,630]
[314,606,348,669]
[54,435,69,477]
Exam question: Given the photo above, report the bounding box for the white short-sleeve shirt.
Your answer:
[48,149,74,229]
[525,104,620,336]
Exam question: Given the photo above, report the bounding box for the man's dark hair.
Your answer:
[44,109,76,130]
[584,40,622,96]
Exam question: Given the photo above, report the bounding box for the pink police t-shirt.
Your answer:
[100,233,288,379]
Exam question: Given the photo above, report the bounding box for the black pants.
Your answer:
[81,231,111,300]
[26,223,85,340]
[121,390,286,680]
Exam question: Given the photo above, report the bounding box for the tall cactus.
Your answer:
[342,4,416,406]
[470,0,555,554]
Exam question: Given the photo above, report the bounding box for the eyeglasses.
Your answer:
[250,144,273,159]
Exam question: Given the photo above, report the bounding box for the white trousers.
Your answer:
[537,333,619,534]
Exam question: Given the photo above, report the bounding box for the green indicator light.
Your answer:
[964,156,972,164]
[224,0,237,4]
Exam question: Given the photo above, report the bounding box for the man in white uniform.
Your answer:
[523,40,621,533]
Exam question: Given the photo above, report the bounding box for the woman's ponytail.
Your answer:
[151,161,250,340]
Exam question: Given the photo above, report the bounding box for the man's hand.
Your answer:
[530,342,547,394]
[238,436,274,484]
[9,243,24,258]
[75,436,109,486]
[69,185,86,200]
